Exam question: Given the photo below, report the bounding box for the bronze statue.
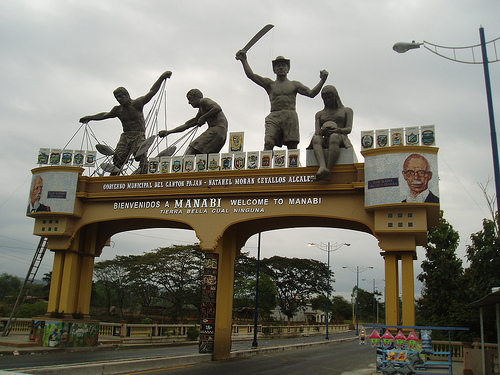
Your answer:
[79,71,172,174]
[235,51,328,150]
[310,85,353,181]
[158,89,228,155]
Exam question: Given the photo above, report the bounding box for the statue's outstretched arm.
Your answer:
[140,71,172,105]
[79,108,118,123]
[158,117,198,137]
[297,70,329,98]
[235,50,269,88]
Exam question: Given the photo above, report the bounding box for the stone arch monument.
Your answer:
[27,129,439,358]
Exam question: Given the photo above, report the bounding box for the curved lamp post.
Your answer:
[308,242,350,340]
[252,233,261,348]
[393,27,500,213]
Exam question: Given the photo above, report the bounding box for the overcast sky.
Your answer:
[1,0,499,303]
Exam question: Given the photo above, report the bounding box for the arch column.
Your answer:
[378,233,418,327]
[46,224,99,318]
[401,252,416,326]
[208,226,239,359]
[383,252,400,326]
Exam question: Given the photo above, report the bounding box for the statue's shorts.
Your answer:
[190,125,227,154]
[113,131,146,168]
[264,110,299,147]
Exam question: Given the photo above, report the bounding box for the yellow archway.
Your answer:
[28,145,439,358]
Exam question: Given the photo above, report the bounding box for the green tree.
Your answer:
[466,217,500,297]
[311,294,329,314]
[0,273,21,300]
[125,254,160,312]
[262,256,328,321]
[416,212,468,331]
[233,253,277,321]
[234,252,258,280]
[93,257,130,315]
[28,272,51,300]
[233,252,258,311]
[311,296,353,324]
[251,272,277,320]
[147,244,204,323]
[464,216,500,342]
[19,301,48,318]
[352,287,380,322]
[330,296,353,323]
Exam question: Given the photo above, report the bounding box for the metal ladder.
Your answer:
[1,237,49,336]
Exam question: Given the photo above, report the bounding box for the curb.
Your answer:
[10,353,213,375]
[0,340,200,356]
[230,336,357,358]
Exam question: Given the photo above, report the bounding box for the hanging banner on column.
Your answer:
[199,252,219,354]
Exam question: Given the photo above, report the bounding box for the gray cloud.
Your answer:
[1,0,499,300]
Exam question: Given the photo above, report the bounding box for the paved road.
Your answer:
[116,339,376,375]
[1,332,374,373]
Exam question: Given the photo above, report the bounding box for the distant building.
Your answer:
[270,305,327,323]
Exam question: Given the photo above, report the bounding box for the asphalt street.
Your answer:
[1,332,373,373]
[113,339,377,375]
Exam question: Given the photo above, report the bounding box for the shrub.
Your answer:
[18,301,48,318]
[186,325,199,341]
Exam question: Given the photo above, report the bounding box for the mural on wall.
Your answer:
[33,320,99,348]
[364,152,439,207]
[199,253,219,354]
[27,170,79,215]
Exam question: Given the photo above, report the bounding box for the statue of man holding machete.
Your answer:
[236,25,329,150]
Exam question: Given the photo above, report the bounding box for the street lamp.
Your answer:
[308,242,350,340]
[393,27,500,212]
[252,232,261,348]
[343,265,373,335]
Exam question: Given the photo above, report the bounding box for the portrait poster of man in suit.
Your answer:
[364,152,439,207]
[27,175,51,214]
[27,170,79,215]
[401,153,439,203]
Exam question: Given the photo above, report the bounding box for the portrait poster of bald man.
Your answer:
[26,170,79,215]
[364,152,439,207]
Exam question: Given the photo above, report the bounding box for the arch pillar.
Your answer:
[383,252,400,326]
[46,223,100,318]
[378,233,417,326]
[209,226,239,359]
[401,252,416,326]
